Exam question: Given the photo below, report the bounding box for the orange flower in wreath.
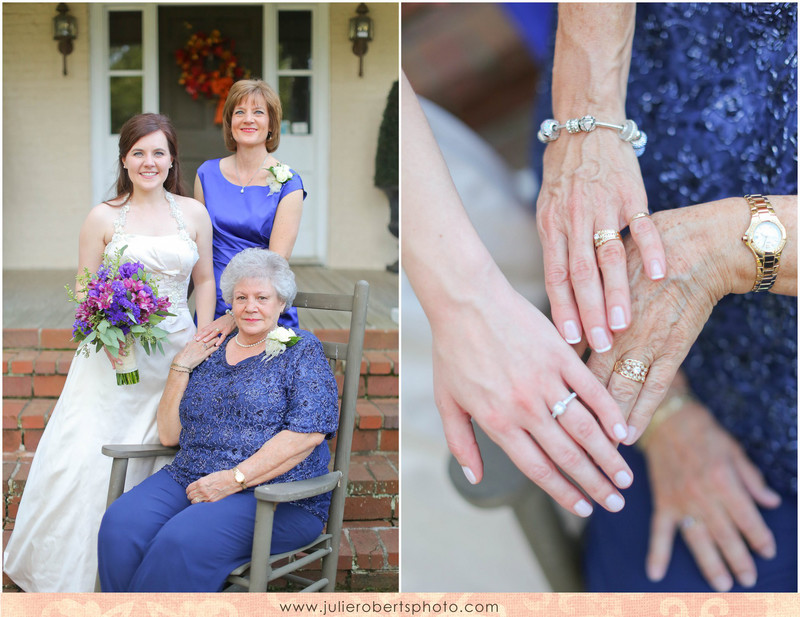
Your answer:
[175,29,250,124]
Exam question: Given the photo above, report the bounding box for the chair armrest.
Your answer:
[101,444,179,459]
[254,471,342,503]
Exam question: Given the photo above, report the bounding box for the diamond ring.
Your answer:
[551,392,578,419]
[593,229,622,249]
[613,358,649,383]
[680,515,698,530]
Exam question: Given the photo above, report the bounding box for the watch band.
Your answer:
[744,194,782,292]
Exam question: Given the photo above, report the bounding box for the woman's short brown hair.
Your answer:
[222,79,282,152]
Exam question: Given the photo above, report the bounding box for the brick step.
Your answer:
[3,396,398,456]
[4,451,397,525]
[3,523,398,593]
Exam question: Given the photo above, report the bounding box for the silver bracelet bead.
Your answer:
[536,115,648,156]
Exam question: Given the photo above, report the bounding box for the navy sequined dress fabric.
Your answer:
[630,2,798,499]
[527,3,797,590]
[163,331,339,523]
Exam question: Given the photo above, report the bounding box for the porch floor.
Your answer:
[3,267,399,331]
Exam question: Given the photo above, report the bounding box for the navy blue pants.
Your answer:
[584,446,797,591]
[97,469,323,592]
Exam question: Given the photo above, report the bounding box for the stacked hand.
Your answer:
[587,199,741,442]
[643,396,780,591]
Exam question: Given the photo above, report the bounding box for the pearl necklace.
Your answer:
[234,153,270,194]
[234,334,267,348]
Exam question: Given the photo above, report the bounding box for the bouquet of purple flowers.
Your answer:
[66,246,173,385]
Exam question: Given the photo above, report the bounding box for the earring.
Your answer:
[267,131,273,140]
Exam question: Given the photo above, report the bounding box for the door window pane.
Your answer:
[109,12,142,71]
[279,76,311,135]
[278,12,312,70]
[110,76,142,133]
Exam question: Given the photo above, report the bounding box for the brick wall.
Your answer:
[3,328,398,592]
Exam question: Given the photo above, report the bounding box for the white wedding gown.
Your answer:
[3,193,198,592]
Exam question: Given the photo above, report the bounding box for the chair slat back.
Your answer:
[295,281,369,588]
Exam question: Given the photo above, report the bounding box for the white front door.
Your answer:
[90,3,329,264]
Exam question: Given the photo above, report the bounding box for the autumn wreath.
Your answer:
[174,29,250,124]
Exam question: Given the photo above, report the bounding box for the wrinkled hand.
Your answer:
[537,131,665,351]
[195,313,236,346]
[643,398,780,590]
[174,337,218,371]
[433,279,634,518]
[588,200,737,442]
[187,470,240,504]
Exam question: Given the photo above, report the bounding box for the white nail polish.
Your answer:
[609,306,627,330]
[574,499,593,517]
[591,327,611,352]
[613,423,628,441]
[605,494,625,512]
[461,466,477,485]
[614,471,632,488]
[563,320,581,344]
[712,575,733,592]
[651,259,665,280]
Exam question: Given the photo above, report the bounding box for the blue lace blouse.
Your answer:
[163,330,339,522]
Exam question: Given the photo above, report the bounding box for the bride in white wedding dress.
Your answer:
[3,114,217,592]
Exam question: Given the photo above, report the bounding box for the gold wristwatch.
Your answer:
[233,467,248,489]
[741,194,786,292]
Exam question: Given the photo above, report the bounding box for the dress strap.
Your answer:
[112,203,130,236]
[165,192,187,233]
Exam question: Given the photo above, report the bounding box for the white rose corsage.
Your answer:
[266,162,294,196]
[263,327,301,362]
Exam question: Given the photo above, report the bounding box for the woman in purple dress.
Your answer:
[194,79,306,335]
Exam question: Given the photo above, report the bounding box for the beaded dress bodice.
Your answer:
[105,192,199,316]
[532,3,797,495]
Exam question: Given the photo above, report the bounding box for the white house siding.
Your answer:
[3,3,92,270]
[328,2,399,269]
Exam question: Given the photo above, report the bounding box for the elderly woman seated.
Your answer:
[97,248,339,592]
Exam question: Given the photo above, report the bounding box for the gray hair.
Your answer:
[220,248,297,308]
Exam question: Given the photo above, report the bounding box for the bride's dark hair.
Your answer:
[106,113,186,206]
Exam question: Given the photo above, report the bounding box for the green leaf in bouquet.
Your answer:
[98,330,113,346]
[157,339,165,355]
[142,338,151,355]
[131,325,146,334]
[97,321,109,334]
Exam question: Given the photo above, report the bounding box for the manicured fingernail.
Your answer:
[613,423,629,441]
[646,563,665,582]
[574,499,593,517]
[461,466,477,485]
[739,571,756,588]
[650,260,665,280]
[609,306,627,330]
[563,320,581,344]
[624,426,638,445]
[591,327,611,353]
[605,494,625,512]
[712,574,733,592]
[614,471,633,488]
[761,543,776,559]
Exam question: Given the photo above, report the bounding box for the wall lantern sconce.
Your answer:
[53,3,78,76]
[348,3,373,78]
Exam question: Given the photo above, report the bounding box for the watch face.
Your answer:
[752,221,783,252]
[234,470,245,482]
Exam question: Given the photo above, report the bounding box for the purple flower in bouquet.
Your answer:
[66,245,175,385]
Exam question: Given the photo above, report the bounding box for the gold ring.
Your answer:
[629,212,651,224]
[593,229,622,249]
[613,358,649,383]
